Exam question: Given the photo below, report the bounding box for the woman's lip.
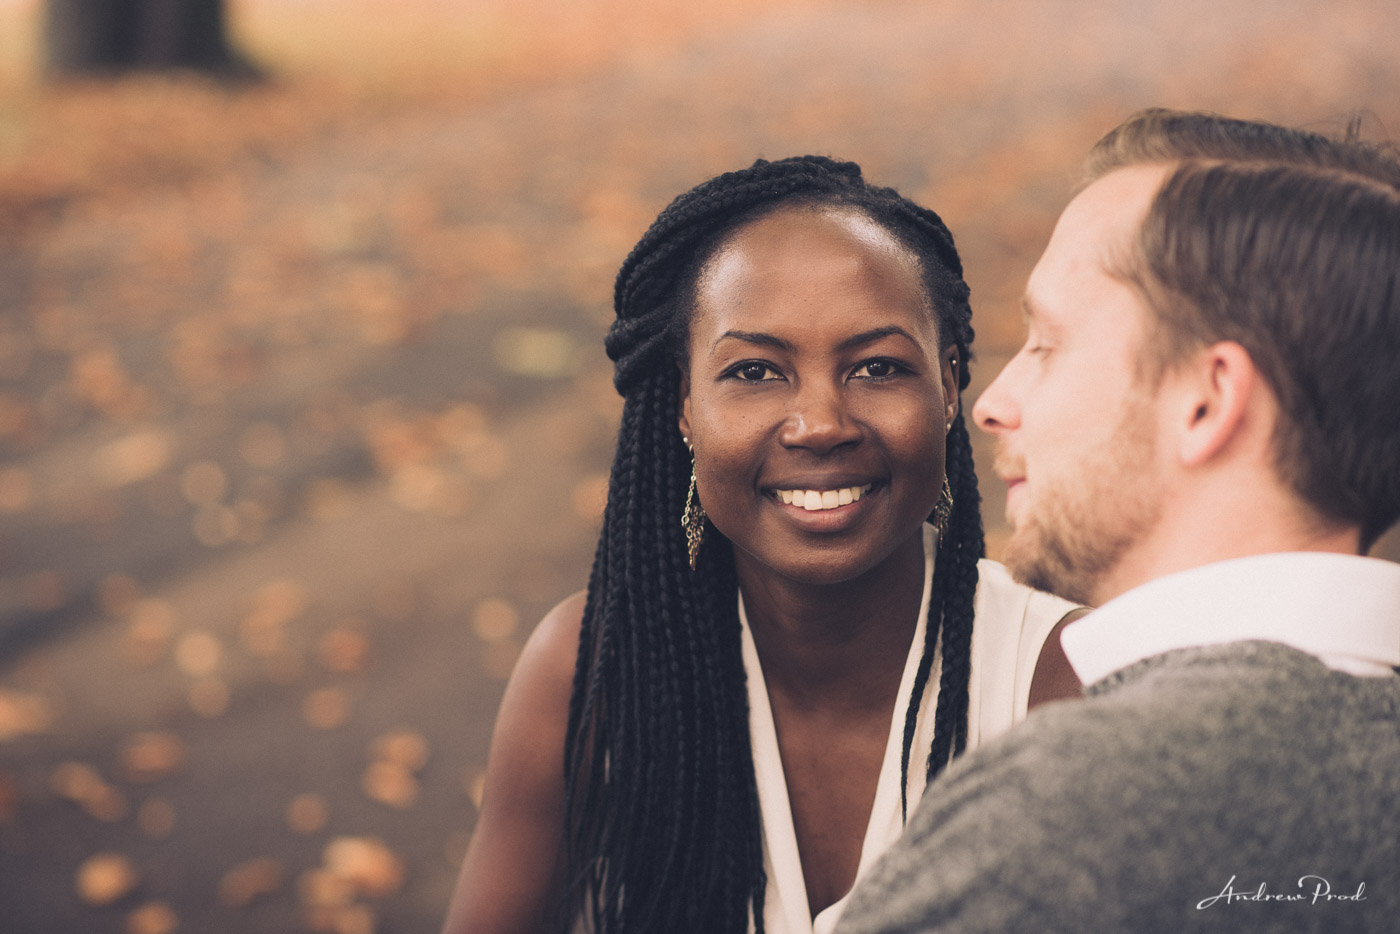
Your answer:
[768,484,880,533]
[768,482,878,510]
[766,478,877,492]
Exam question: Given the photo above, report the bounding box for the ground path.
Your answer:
[2,1,1398,930]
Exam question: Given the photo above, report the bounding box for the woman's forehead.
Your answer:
[707,203,914,271]
[690,204,937,339]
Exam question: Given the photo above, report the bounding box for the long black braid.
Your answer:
[563,156,983,932]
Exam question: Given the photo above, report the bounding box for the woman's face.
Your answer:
[679,204,959,586]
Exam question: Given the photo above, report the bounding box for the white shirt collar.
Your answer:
[1061,552,1400,686]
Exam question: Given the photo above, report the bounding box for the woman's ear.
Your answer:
[941,346,960,430]
[677,366,693,443]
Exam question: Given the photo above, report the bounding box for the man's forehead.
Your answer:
[1026,166,1168,307]
[1063,163,1170,244]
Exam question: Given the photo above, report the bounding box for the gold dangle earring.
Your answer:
[933,410,955,537]
[682,439,706,570]
[931,475,954,537]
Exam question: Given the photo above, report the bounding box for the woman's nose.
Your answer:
[778,383,861,453]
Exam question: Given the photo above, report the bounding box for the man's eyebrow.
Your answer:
[1019,294,1037,322]
[712,330,796,353]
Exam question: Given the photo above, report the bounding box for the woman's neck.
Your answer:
[735,526,928,711]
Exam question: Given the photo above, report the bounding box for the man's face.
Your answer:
[972,165,1171,606]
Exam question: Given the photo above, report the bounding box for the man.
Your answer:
[834,109,1400,933]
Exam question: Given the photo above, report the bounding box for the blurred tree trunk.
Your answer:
[45,0,258,78]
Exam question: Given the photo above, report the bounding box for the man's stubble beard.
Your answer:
[1001,392,1163,607]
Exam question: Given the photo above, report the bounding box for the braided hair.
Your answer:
[563,156,983,933]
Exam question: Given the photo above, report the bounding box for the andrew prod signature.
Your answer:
[1197,875,1366,909]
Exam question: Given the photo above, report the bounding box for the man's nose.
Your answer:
[972,366,1021,435]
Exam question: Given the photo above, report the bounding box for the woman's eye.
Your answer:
[732,362,779,381]
[853,359,900,379]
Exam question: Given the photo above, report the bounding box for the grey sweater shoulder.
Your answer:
[836,641,1400,934]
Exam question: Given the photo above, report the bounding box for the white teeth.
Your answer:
[775,484,874,511]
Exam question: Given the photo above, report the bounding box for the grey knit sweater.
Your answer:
[835,641,1400,934]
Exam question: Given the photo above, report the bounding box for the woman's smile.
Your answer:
[773,483,875,511]
[768,481,883,535]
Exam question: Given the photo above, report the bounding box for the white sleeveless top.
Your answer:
[739,524,1078,934]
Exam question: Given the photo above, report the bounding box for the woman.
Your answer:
[442,156,1079,934]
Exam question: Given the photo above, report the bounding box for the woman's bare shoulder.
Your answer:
[516,589,586,695]
[439,590,588,934]
[493,589,586,765]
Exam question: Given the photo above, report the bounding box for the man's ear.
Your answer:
[1176,341,1261,467]
[941,345,960,430]
[677,366,693,442]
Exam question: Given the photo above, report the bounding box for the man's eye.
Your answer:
[733,362,779,381]
[853,359,900,379]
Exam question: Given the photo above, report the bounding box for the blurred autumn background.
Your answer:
[1,0,1398,931]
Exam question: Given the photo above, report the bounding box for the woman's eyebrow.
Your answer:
[836,325,920,352]
[711,330,795,353]
[712,326,921,355]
